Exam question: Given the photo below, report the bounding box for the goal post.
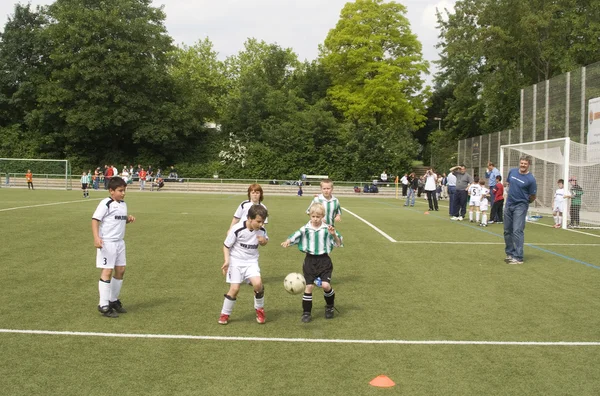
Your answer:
[0,158,72,190]
[500,138,600,229]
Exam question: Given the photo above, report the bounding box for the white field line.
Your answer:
[1,329,599,346]
[528,219,600,238]
[393,241,600,246]
[342,207,396,242]
[0,199,95,212]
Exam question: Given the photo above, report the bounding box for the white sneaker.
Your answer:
[451,216,459,221]
[458,216,463,221]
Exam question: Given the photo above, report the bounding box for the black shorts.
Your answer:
[302,253,333,284]
[81,183,88,190]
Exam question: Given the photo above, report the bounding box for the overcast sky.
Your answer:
[0,0,456,85]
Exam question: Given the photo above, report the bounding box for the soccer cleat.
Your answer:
[470,220,474,223]
[109,299,127,313]
[218,314,229,325]
[98,305,118,318]
[325,305,334,319]
[255,308,266,324]
[301,312,312,323]
[508,258,523,265]
[504,255,513,263]
[481,224,487,227]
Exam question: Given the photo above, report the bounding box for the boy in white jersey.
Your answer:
[307,178,342,226]
[92,177,135,318]
[477,179,490,227]
[219,205,269,325]
[552,179,568,228]
[228,183,268,234]
[282,203,343,323]
[467,176,483,223]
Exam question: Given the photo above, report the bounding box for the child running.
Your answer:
[307,178,342,226]
[281,202,343,323]
[92,176,135,318]
[219,205,269,325]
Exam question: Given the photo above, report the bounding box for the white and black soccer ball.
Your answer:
[283,272,306,295]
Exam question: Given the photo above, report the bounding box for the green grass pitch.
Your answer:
[1,188,600,395]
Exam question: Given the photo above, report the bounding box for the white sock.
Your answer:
[254,296,264,309]
[476,211,480,222]
[469,212,473,221]
[553,215,558,224]
[98,279,111,307]
[221,296,236,315]
[110,278,123,302]
[482,213,487,225]
[558,215,562,225]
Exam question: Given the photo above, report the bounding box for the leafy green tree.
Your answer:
[320,0,429,128]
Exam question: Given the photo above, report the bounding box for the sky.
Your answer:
[0,0,456,85]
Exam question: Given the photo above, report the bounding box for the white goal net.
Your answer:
[0,158,72,190]
[500,138,600,229]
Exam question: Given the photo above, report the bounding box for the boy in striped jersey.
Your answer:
[307,179,342,226]
[219,205,269,325]
[281,203,343,323]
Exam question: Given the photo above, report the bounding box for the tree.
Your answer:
[320,0,429,128]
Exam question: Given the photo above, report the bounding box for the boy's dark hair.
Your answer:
[108,176,127,190]
[473,176,480,183]
[496,175,502,181]
[248,205,268,220]
[558,179,564,184]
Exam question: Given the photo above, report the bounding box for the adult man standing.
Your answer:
[485,161,501,207]
[424,168,439,211]
[449,165,473,220]
[400,173,409,197]
[504,156,537,265]
[446,171,457,216]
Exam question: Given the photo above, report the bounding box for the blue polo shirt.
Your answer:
[506,168,537,206]
[485,167,501,188]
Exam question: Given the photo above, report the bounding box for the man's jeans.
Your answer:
[405,187,416,206]
[448,186,456,215]
[504,202,528,261]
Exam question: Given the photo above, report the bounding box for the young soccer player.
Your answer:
[281,203,343,323]
[218,205,269,325]
[467,176,483,223]
[81,172,89,198]
[478,179,490,227]
[307,178,342,226]
[25,170,34,190]
[92,176,135,318]
[552,179,567,228]
[228,183,268,233]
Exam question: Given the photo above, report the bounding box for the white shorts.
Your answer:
[479,200,489,211]
[226,259,261,284]
[96,240,126,269]
[469,198,481,207]
[553,201,564,213]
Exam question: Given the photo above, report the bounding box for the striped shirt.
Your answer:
[307,194,342,225]
[287,221,343,255]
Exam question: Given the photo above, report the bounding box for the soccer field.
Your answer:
[1,188,600,395]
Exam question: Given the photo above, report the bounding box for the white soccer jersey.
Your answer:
[233,200,268,224]
[224,221,268,262]
[307,194,342,225]
[92,198,128,242]
[480,187,490,203]
[554,188,566,210]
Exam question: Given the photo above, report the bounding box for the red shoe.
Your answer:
[218,314,229,325]
[256,308,266,324]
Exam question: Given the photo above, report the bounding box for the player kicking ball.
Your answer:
[218,205,269,325]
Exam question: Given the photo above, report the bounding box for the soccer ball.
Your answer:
[283,273,306,295]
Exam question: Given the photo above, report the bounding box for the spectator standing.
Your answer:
[404,172,417,207]
[380,170,388,185]
[567,177,584,228]
[504,156,537,265]
[450,165,473,221]
[424,168,439,211]
[489,176,504,223]
[446,171,457,216]
[104,165,113,190]
[139,168,147,190]
[440,173,448,200]
[26,170,34,190]
[400,173,409,197]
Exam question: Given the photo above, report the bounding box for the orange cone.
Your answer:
[369,375,396,388]
[424,211,430,215]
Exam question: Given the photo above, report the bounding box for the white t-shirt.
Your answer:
[380,172,388,182]
[92,198,128,242]
[424,173,437,191]
[224,221,268,262]
[468,184,483,201]
[554,188,566,210]
[233,200,268,224]
[400,175,408,185]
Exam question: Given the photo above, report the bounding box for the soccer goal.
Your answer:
[0,158,72,190]
[500,138,600,229]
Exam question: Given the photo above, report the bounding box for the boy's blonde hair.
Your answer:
[320,178,333,187]
[308,202,325,216]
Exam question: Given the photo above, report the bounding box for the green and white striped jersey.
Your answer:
[306,194,342,225]
[287,221,343,255]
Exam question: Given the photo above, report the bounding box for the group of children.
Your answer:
[218,179,343,325]
[91,176,344,324]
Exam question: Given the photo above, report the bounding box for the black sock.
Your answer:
[302,292,312,313]
[324,288,335,307]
